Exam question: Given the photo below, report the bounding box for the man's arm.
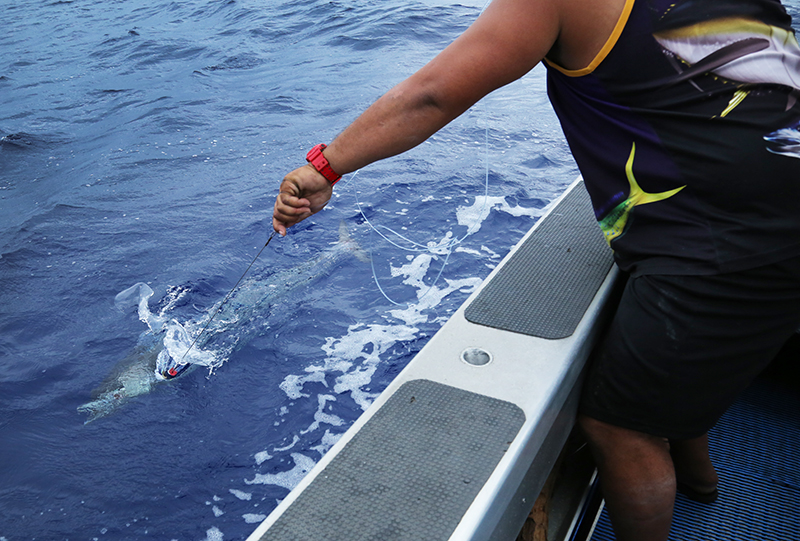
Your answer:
[272,0,561,235]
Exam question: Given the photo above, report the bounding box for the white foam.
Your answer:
[454,246,483,257]
[387,261,482,326]
[243,513,267,524]
[481,244,502,259]
[455,195,545,234]
[309,429,343,456]
[279,370,329,399]
[212,506,224,517]
[203,527,224,541]
[326,323,418,410]
[425,231,456,256]
[245,453,317,490]
[158,285,192,316]
[254,450,273,465]
[161,319,219,368]
[272,435,300,452]
[278,322,418,411]
[250,201,516,500]
[276,244,481,419]
[301,394,344,434]
[229,489,252,501]
[114,282,167,331]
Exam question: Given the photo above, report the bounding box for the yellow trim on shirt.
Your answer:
[545,0,636,77]
[720,89,750,117]
[653,17,777,40]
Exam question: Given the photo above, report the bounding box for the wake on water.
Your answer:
[114,282,219,371]
[77,222,369,423]
[75,195,546,424]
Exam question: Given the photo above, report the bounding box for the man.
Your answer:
[273,0,800,538]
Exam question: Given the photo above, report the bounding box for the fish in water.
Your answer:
[77,222,369,423]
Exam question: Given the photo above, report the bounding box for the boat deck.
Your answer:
[247,178,620,541]
[590,341,800,541]
[247,176,799,541]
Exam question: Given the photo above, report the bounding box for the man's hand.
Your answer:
[272,164,333,236]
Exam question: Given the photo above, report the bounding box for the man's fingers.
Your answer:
[277,192,311,211]
[272,218,288,236]
[274,193,311,216]
[273,191,314,234]
[271,164,333,234]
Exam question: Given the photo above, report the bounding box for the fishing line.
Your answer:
[345,0,496,308]
[169,231,277,374]
[346,121,491,307]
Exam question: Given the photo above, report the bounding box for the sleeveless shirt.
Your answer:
[545,0,800,276]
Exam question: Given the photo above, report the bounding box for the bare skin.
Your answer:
[271,1,719,539]
[272,0,626,235]
[579,415,677,540]
[579,415,720,541]
[670,433,720,496]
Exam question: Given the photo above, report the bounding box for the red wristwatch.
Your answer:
[306,144,342,186]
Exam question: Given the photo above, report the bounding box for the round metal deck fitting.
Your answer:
[461,347,492,366]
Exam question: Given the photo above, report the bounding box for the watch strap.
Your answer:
[306,144,342,185]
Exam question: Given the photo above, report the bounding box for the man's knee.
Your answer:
[578,414,622,446]
[578,414,669,455]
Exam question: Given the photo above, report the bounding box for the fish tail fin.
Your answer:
[338,221,370,263]
[77,401,105,424]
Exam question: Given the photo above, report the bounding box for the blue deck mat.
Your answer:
[590,377,800,540]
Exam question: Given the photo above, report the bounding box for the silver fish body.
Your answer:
[77,223,367,423]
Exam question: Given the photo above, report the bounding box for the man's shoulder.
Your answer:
[548,0,629,71]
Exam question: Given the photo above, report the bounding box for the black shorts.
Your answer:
[580,256,800,440]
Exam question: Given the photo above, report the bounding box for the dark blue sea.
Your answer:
[15,0,800,539]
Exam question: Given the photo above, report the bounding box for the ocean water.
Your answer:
[4,0,585,539]
[5,0,800,540]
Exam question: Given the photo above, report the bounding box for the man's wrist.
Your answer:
[306,144,342,185]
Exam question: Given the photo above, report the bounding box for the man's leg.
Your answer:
[670,433,719,501]
[578,259,800,539]
[579,414,675,541]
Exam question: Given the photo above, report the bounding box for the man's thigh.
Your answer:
[580,257,800,440]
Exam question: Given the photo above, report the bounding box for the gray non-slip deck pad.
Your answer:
[258,379,525,541]
[464,182,613,339]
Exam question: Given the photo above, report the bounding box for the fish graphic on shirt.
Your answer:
[599,143,685,244]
